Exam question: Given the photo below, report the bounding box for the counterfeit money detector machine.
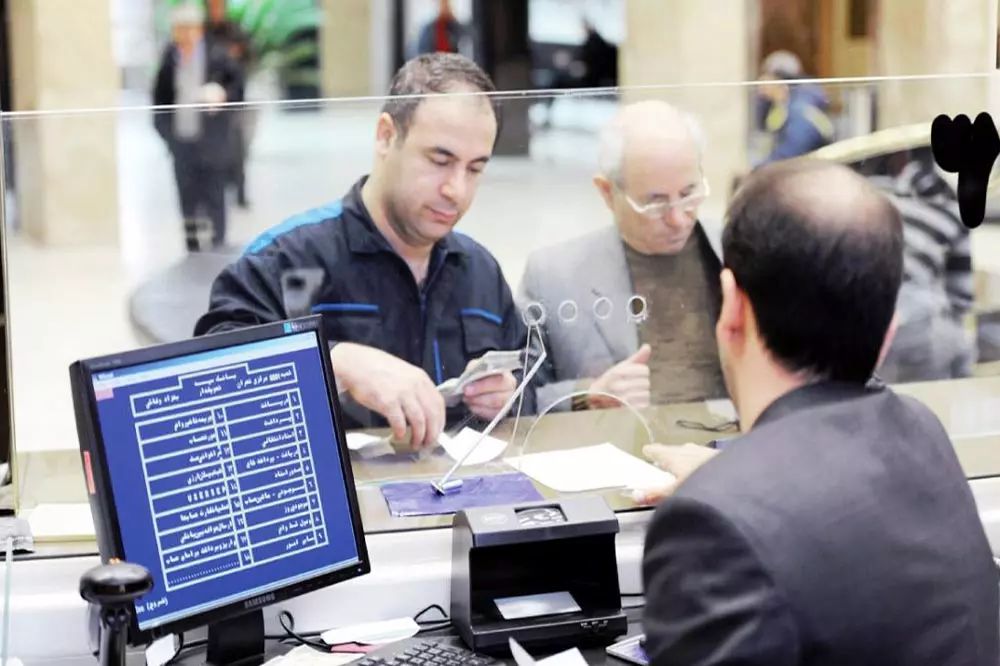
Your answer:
[450,495,627,655]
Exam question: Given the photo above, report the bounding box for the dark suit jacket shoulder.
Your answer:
[642,382,999,666]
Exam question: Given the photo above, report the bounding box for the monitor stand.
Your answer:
[206,609,265,666]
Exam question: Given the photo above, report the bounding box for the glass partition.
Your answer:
[5,73,1000,550]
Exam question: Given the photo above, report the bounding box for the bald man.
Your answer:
[642,160,998,665]
[519,101,726,411]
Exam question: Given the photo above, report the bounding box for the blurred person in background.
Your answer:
[416,0,468,56]
[153,3,244,252]
[867,148,976,382]
[578,19,618,89]
[754,50,834,166]
[209,19,254,209]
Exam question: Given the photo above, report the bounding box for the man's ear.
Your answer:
[374,112,397,157]
[593,174,615,212]
[716,268,745,343]
[876,311,900,371]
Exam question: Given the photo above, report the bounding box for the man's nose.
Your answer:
[441,169,468,203]
[665,206,690,228]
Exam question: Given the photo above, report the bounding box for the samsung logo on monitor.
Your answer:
[243,592,275,609]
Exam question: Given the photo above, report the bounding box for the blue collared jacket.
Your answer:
[194,177,533,428]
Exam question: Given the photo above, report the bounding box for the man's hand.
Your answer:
[201,82,227,105]
[633,443,719,505]
[588,344,652,409]
[463,368,517,421]
[330,342,444,449]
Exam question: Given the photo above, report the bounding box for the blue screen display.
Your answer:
[90,331,361,631]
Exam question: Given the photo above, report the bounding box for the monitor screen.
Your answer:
[76,323,366,634]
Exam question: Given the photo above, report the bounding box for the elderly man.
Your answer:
[519,101,726,411]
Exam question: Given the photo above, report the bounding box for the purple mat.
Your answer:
[380,473,544,517]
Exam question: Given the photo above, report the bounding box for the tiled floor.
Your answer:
[6,99,1000,458]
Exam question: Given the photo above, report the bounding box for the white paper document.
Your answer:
[705,398,738,421]
[320,617,419,646]
[505,443,673,493]
[509,638,588,666]
[25,503,95,541]
[345,432,384,451]
[265,645,361,666]
[343,432,397,460]
[144,635,177,666]
[440,427,508,466]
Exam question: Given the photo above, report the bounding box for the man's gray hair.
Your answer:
[597,102,707,184]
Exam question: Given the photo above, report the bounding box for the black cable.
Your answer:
[676,418,739,433]
[159,623,320,664]
[278,610,329,653]
[416,621,453,634]
[164,634,201,664]
[164,633,208,665]
[413,603,449,624]
[413,603,452,634]
[164,632,186,665]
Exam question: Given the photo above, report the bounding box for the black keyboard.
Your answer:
[356,639,500,665]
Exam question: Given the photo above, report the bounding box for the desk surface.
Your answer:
[347,375,1000,533]
[175,607,647,666]
[13,375,1000,551]
[398,606,647,665]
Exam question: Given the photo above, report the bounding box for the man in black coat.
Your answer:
[641,159,999,665]
[152,4,244,251]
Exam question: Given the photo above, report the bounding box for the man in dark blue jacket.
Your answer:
[195,53,529,447]
[754,51,834,167]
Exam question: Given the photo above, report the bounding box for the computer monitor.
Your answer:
[70,316,370,663]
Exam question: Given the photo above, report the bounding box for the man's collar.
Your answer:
[751,378,885,430]
[341,176,467,259]
[692,220,722,269]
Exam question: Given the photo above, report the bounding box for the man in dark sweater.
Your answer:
[519,101,726,413]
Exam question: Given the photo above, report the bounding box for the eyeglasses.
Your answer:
[619,178,711,219]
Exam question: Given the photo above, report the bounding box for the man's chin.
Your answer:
[409,222,454,246]
[650,239,688,255]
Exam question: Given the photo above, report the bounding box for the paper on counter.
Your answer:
[705,398,738,421]
[321,617,419,646]
[144,634,176,666]
[345,432,384,451]
[509,638,588,666]
[505,443,673,493]
[25,503,95,541]
[265,645,362,666]
[344,433,396,460]
[440,427,508,466]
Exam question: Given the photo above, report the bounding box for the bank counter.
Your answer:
[5,373,1000,665]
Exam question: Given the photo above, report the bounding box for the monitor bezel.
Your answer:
[72,316,371,645]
